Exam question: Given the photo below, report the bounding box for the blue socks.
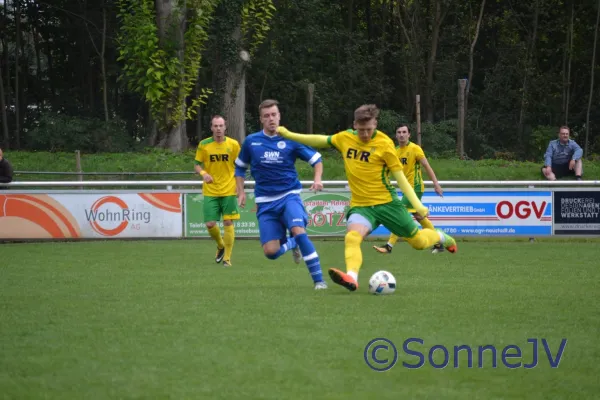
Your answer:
[264,234,324,284]
[295,233,324,283]
[265,237,297,260]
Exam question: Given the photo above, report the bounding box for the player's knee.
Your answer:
[413,213,423,222]
[405,232,428,250]
[263,242,280,259]
[223,220,234,226]
[290,226,306,236]
[205,221,217,229]
[345,230,363,246]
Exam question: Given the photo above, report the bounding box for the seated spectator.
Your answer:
[0,147,14,186]
[541,126,583,181]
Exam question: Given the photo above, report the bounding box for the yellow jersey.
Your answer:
[328,129,402,207]
[194,137,240,197]
[396,142,425,193]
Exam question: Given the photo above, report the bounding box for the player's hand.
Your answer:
[202,173,214,184]
[434,183,443,197]
[416,206,429,218]
[237,192,246,208]
[311,180,323,193]
[277,126,290,137]
[569,160,575,170]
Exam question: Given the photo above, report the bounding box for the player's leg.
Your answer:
[328,207,375,292]
[413,211,443,253]
[257,201,297,260]
[221,195,240,267]
[283,195,327,289]
[372,195,415,254]
[575,159,583,180]
[204,196,225,263]
[373,233,398,254]
[382,199,457,253]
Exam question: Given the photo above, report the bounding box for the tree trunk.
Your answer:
[14,0,21,149]
[101,4,109,123]
[465,0,486,115]
[517,0,540,144]
[425,0,446,123]
[585,0,600,159]
[564,0,574,124]
[0,63,9,149]
[222,26,249,144]
[155,0,189,152]
[223,51,248,143]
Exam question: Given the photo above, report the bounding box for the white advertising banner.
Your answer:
[0,193,182,239]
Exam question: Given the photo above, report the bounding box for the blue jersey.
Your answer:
[235,130,322,203]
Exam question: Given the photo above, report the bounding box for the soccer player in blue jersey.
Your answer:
[234,99,328,290]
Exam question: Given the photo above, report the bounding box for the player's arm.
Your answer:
[234,141,251,207]
[419,157,443,197]
[311,161,324,192]
[193,145,213,184]
[277,126,331,148]
[384,146,427,216]
[390,168,428,217]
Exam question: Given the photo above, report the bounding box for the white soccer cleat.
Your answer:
[314,281,328,290]
[292,246,302,264]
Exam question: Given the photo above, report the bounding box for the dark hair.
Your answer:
[259,99,279,114]
[211,115,226,124]
[559,125,570,133]
[354,104,380,123]
[396,124,410,132]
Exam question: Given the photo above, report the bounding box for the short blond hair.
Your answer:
[354,104,379,123]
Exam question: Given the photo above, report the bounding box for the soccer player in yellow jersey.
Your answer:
[194,115,241,267]
[277,104,457,292]
[373,124,445,254]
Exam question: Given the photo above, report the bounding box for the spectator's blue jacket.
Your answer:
[544,139,583,166]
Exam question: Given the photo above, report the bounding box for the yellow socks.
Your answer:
[223,224,235,262]
[405,228,440,250]
[387,233,399,246]
[419,217,435,230]
[207,225,224,249]
[345,230,363,280]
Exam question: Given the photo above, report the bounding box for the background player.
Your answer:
[373,124,445,254]
[234,99,328,290]
[194,115,241,267]
[277,104,457,292]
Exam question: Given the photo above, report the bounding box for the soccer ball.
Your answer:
[368,270,397,295]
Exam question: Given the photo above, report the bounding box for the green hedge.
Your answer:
[5,149,599,181]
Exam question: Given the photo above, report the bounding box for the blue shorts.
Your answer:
[256,193,308,245]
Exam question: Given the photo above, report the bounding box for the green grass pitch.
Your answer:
[2,239,600,399]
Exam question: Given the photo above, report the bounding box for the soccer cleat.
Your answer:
[223,260,232,267]
[436,229,457,253]
[314,281,328,290]
[328,268,358,292]
[215,246,225,263]
[292,246,302,264]
[373,244,393,254]
[431,243,445,254]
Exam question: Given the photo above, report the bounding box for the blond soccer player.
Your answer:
[373,124,445,255]
[277,105,457,292]
[194,115,241,267]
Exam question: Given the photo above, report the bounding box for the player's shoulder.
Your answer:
[241,131,264,146]
[373,130,395,146]
[408,141,424,151]
[225,136,241,146]
[199,137,215,147]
